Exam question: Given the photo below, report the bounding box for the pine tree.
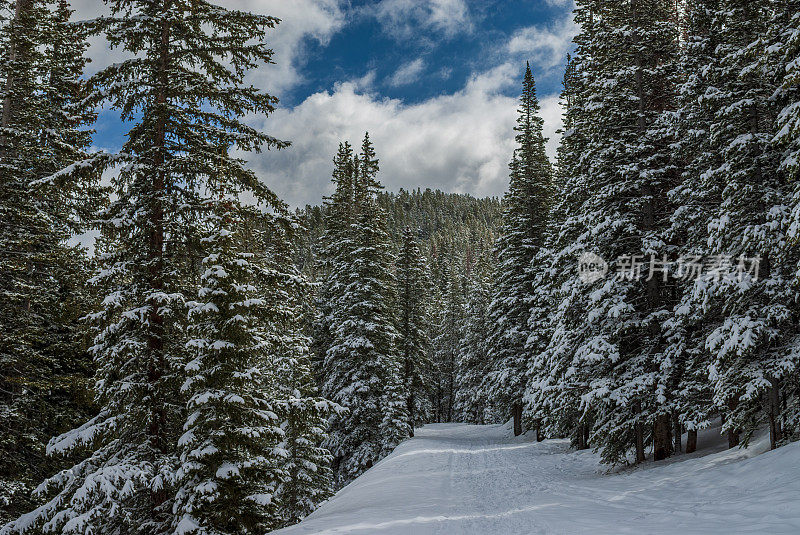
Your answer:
[525,53,594,450]
[430,265,465,423]
[485,63,553,436]
[2,1,289,532]
[269,214,337,526]
[662,0,723,454]
[317,135,408,488]
[173,201,288,535]
[455,266,493,424]
[773,1,800,440]
[695,0,798,449]
[545,0,681,465]
[395,226,431,435]
[0,0,97,520]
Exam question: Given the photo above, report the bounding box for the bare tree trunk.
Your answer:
[653,413,672,461]
[404,352,415,437]
[673,412,682,454]
[726,399,740,448]
[512,402,523,437]
[634,403,646,463]
[686,429,697,453]
[768,378,782,450]
[576,423,586,450]
[536,419,544,442]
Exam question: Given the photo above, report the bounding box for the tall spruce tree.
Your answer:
[485,63,553,436]
[2,1,290,532]
[268,213,337,526]
[774,2,800,440]
[430,264,465,423]
[548,0,681,465]
[395,226,431,436]
[694,0,798,450]
[317,135,408,488]
[0,0,97,520]
[173,200,290,535]
[455,266,493,424]
[525,55,588,447]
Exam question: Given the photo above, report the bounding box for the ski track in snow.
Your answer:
[273,423,800,534]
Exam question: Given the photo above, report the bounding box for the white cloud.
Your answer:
[245,63,563,207]
[388,59,426,87]
[371,0,473,42]
[507,12,578,72]
[68,1,570,208]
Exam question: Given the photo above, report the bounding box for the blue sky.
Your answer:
[76,0,576,207]
[289,0,571,107]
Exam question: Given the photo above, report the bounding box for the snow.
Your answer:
[274,423,800,534]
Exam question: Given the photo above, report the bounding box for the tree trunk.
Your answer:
[146,2,173,519]
[634,401,646,463]
[634,422,646,464]
[727,427,740,449]
[404,355,415,437]
[768,378,782,450]
[584,422,591,449]
[407,390,415,438]
[686,429,697,454]
[726,399,740,449]
[653,413,672,461]
[512,402,523,437]
[536,420,544,442]
[673,412,682,454]
[576,423,586,450]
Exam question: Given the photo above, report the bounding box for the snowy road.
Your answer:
[274,423,800,534]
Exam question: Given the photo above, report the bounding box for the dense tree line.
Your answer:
[457,0,800,465]
[302,155,502,485]
[0,1,334,532]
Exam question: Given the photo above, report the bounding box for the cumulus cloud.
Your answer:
[370,0,473,42]
[69,1,571,208]
[388,59,426,87]
[507,12,578,72]
[245,64,564,207]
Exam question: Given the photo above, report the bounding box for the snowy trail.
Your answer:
[273,423,800,534]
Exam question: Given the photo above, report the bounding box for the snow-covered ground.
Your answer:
[274,423,800,534]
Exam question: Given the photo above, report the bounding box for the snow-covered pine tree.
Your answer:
[318,135,408,488]
[0,0,97,520]
[430,264,465,423]
[312,142,357,387]
[2,1,288,532]
[485,63,553,436]
[560,0,681,465]
[455,265,493,424]
[696,0,798,450]
[275,340,336,526]
[525,53,595,450]
[662,0,723,454]
[773,2,800,440]
[396,226,431,436]
[264,210,337,527]
[173,199,289,535]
